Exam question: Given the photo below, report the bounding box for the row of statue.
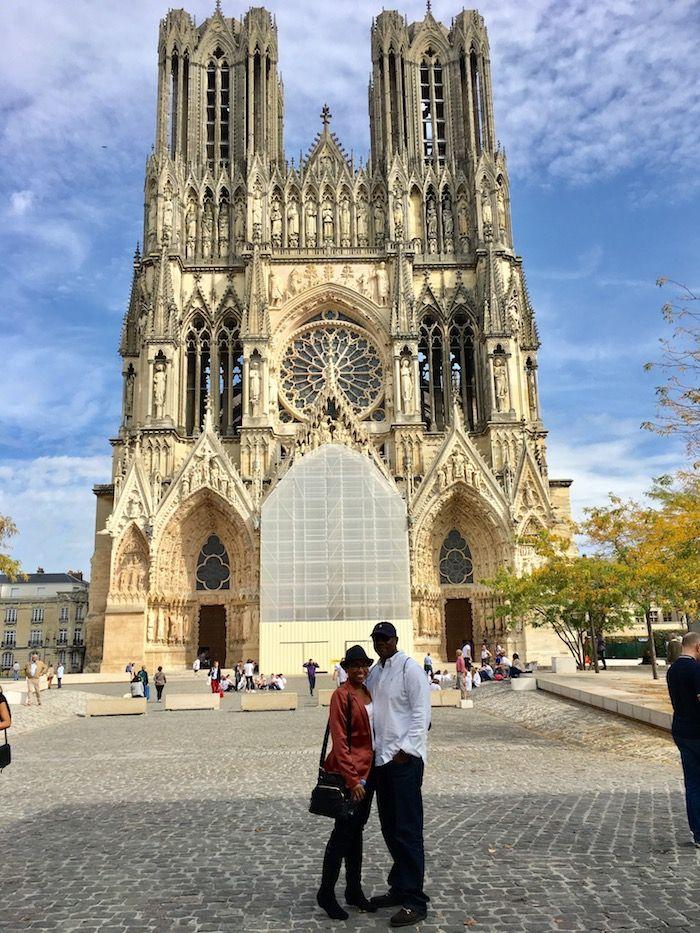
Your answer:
[149,181,510,257]
[270,261,390,305]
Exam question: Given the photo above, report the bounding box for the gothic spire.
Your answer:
[243,244,270,337]
[391,242,416,337]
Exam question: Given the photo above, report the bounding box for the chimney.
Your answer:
[67,570,84,581]
[36,567,44,574]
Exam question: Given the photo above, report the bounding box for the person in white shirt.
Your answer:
[423,653,433,676]
[243,659,255,690]
[472,668,481,688]
[461,642,472,662]
[365,621,430,925]
[192,657,201,675]
[56,663,65,689]
[333,662,348,685]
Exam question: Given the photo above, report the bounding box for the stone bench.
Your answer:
[241,691,298,712]
[165,693,220,711]
[430,690,462,708]
[511,676,538,692]
[84,698,147,717]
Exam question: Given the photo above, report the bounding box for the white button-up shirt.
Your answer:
[365,651,431,766]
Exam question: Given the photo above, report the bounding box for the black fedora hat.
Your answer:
[341,645,374,670]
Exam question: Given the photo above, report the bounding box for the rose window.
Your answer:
[439,529,474,585]
[280,319,383,416]
[196,534,231,591]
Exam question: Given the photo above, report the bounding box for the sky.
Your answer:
[1,0,698,577]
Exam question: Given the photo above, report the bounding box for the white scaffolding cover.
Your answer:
[261,444,411,623]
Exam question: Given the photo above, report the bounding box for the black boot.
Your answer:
[345,889,378,912]
[317,888,349,921]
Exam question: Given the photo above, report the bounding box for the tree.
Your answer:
[643,280,700,461]
[0,514,23,581]
[487,531,630,671]
[582,475,700,680]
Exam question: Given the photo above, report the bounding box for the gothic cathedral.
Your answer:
[86,4,573,673]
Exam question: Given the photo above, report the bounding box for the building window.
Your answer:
[418,316,446,431]
[196,535,231,591]
[1,651,13,670]
[75,604,85,622]
[206,49,230,167]
[73,628,83,646]
[420,50,446,165]
[185,315,211,435]
[71,650,81,671]
[4,608,17,623]
[58,649,66,665]
[29,630,43,647]
[2,631,16,648]
[218,315,244,435]
[10,587,19,597]
[31,608,44,623]
[59,607,69,622]
[439,529,474,585]
[58,629,68,645]
[449,313,478,430]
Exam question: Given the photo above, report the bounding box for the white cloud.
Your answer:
[9,190,34,216]
[0,455,112,577]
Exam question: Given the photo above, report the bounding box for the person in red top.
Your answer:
[455,649,468,699]
[317,645,378,921]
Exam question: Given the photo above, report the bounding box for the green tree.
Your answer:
[0,514,23,581]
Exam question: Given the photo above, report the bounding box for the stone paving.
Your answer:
[1,679,697,932]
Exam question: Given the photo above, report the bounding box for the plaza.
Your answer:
[2,677,698,932]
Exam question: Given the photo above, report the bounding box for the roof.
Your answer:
[0,573,88,585]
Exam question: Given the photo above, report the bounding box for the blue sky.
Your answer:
[1,0,698,577]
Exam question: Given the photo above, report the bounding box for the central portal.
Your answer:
[198,605,226,666]
[445,598,473,660]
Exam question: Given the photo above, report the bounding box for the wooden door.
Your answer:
[198,605,227,667]
[444,598,472,661]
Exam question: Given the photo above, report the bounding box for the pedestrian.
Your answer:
[596,635,607,671]
[193,656,201,676]
[154,666,167,702]
[304,658,320,696]
[208,660,222,694]
[130,674,145,698]
[333,660,348,686]
[0,684,11,770]
[125,662,133,680]
[366,621,431,927]
[138,665,150,701]
[12,660,20,681]
[455,649,468,699]
[666,631,700,848]
[461,640,472,663]
[423,653,433,677]
[316,645,377,920]
[243,658,255,690]
[23,653,47,707]
[56,662,65,689]
[234,661,243,691]
[46,665,55,689]
[480,641,492,663]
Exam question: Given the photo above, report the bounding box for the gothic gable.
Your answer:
[512,445,553,528]
[105,458,153,540]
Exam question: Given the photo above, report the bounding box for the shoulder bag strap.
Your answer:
[319,719,331,768]
[346,691,352,750]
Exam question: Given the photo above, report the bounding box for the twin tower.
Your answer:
[86,5,572,674]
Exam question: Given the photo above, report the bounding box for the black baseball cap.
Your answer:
[371,621,397,639]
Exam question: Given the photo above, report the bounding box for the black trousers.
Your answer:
[320,781,374,897]
[245,675,254,689]
[308,677,316,696]
[375,755,428,913]
[674,736,700,843]
[155,685,164,700]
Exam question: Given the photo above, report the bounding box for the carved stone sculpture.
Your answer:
[426,199,438,254]
[373,199,385,247]
[186,204,196,258]
[400,357,414,414]
[270,199,282,248]
[249,360,261,415]
[375,261,389,305]
[218,206,229,258]
[252,185,263,241]
[202,202,214,259]
[497,186,507,238]
[493,357,510,412]
[357,197,369,246]
[322,200,334,243]
[153,362,167,419]
[457,196,470,252]
[393,194,404,239]
[340,197,351,246]
[234,198,245,250]
[442,199,454,253]
[305,198,317,246]
[286,199,299,247]
[162,196,173,245]
[482,189,493,236]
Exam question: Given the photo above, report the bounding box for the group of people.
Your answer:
[126,662,167,702]
[201,659,286,695]
[423,641,527,699]
[19,653,66,707]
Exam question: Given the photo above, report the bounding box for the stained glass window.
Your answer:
[439,529,474,584]
[196,534,231,591]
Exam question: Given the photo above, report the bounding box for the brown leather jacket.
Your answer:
[324,683,374,788]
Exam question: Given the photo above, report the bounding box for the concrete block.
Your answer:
[430,690,461,707]
[84,698,147,717]
[602,696,619,713]
[511,676,537,692]
[647,708,672,731]
[551,655,577,674]
[165,693,221,711]
[3,690,25,705]
[459,699,474,709]
[317,689,335,707]
[241,691,298,712]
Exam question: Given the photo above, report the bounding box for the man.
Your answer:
[23,653,47,707]
[138,665,150,701]
[332,659,348,686]
[303,658,319,696]
[455,649,468,699]
[423,653,433,677]
[243,658,255,690]
[596,635,607,671]
[480,641,491,663]
[666,631,700,847]
[366,621,431,927]
[12,660,20,681]
[460,641,472,663]
[56,662,64,688]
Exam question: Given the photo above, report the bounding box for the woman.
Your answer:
[208,660,221,694]
[46,665,55,689]
[0,685,11,731]
[154,666,167,701]
[317,645,377,921]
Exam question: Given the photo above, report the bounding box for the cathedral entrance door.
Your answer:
[444,598,472,660]
[198,605,226,667]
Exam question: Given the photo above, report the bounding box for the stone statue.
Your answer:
[270,199,282,248]
[527,365,538,417]
[375,261,389,305]
[287,267,302,296]
[373,199,385,246]
[202,202,213,259]
[147,196,157,250]
[497,186,507,237]
[269,271,283,304]
[340,196,351,246]
[186,204,196,258]
[426,198,438,254]
[218,205,229,258]
[234,199,245,250]
[252,185,263,240]
[493,357,509,412]
[305,198,317,246]
[457,196,470,252]
[322,200,334,243]
[392,193,404,238]
[400,357,414,414]
[153,363,166,419]
[442,199,454,253]
[162,195,173,244]
[482,189,493,234]
[357,197,369,246]
[124,370,135,422]
[249,360,261,415]
[286,199,299,247]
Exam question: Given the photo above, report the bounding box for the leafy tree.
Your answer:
[0,514,23,581]
[582,475,700,680]
[643,280,699,461]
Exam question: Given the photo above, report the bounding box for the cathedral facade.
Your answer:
[86,4,572,673]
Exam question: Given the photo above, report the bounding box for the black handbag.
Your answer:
[309,693,353,820]
[0,730,10,770]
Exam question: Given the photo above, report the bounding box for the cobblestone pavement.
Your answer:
[2,680,697,932]
[3,688,115,735]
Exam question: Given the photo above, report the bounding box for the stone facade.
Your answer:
[1,572,88,674]
[86,4,573,673]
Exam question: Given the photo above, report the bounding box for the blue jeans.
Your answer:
[12,670,19,681]
[144,685,150,701]
[674,736,700,842]
[375,754,428,913]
